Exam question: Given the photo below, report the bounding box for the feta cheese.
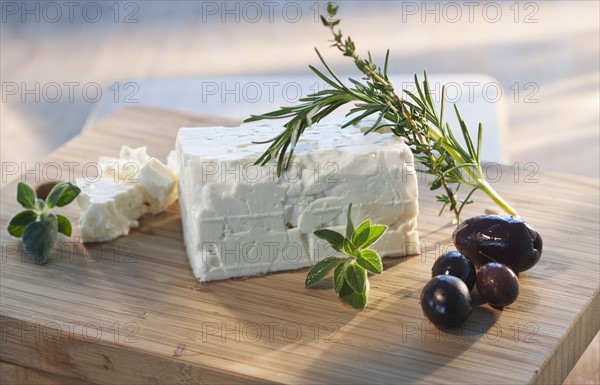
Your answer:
[76,146,178,242]
[137,158,178,214]
[76,179,147,243]
[177,116,419,282]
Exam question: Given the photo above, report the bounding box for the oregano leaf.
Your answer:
[56,214,72,237]
[17,182,36,210]
[8,210,38,238]
[339,281,367,310]
[343,238,355,255]
[46,182,81,208]
[352,219,370,248]
[344,262,366,293]
[313,229,345,252]
[362,225,387,248]
[22,214,57,265]
[305,256,346,288]
[345,203,354,239]
[333,259,350,293]
[356,249,383,274]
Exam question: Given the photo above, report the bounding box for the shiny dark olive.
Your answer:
[420,275,472,328]
[431,251,476,291]
[476,262,519,309]
[452,215,543,273]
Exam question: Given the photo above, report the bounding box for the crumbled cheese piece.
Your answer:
[77,146,177,242]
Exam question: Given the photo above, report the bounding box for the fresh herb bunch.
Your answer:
[7,182,81,264]
[305,204,387,310]
[245,3,517,223]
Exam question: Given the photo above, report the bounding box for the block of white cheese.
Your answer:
[176,116,419,282]
[76,146,178,242]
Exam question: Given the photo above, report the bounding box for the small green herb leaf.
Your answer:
[17,182,36,210]
[313,229,345,252]
[56,214,72,237]
[9,182,79,265]
[352,219,371,248]
[305,256,346,288]
[307,202,388,309]
[46,182,81,208]
[345,262,367,293]
[333,259,350,293]
[362,225,387,248]
[8,210,38,238]
[343,238,355,255]
[356,249,383,274]
[22,214,58,265]
[327,2,338,16]
[345,203,354,239]
[339,281,367,310]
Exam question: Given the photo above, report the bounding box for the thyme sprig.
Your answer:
[245,3,517,223]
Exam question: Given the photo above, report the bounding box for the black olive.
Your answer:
[476,262,519,309]
[420,275,472,328]
[35,181,60,200]
[431,251,476,291]
[452,215,542,273]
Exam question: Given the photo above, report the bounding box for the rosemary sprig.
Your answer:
[244,3,517,223]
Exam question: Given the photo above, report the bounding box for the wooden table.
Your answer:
[1,107,598,384]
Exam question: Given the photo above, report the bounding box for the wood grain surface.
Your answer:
[1,107,598,385]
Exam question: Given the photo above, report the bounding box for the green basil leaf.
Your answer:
[17,182,36,210]
[56,214,72,237]
[356,249,383,274]
[345,203,354,239]
[344,263,366,293]
[305,256,346,288]
[362,225,388,248]
[46,182,81,208]
[22,214,57,265]
[352,219,371,248]
[333,259,350,293]
[313,229,345,252]
[7,210,38,238]
[339,281,367,310]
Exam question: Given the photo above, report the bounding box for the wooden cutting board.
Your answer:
[1,107,598,385]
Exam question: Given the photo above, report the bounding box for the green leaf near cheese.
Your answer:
[46,182,81,208]
[345,203,354,239]
[22,214,58,265]
[344,262,366,293]
[313,229,345,252]
[339,281,367,310]
[356,249,383,274]
[362,225,387,248]
[333,259,350,293]
[343,238,356,255]
[352,219,371,248]
[17,182,36,210]
[7,210,38,238]
[56,214,72,237]
[305,256,346,288]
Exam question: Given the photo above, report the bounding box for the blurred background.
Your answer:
[1,1,598,383]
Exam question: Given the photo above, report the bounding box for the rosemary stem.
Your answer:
[477,177,519,217]
[427,126,518,217]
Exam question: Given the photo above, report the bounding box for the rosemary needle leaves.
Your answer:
[244,3,517,224]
